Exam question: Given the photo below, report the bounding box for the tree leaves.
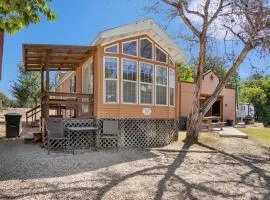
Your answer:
[0,0,56,34]
[11,64,41,107]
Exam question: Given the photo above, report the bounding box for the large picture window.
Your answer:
[140,63,153,104]
[122,59,137,103]
[156,46,167,63]
[104,57,118,103]
[155,66,168,105]
[105,44,118,54]
[140,38,153,60]
[169,68,175,106]
[123,40,137,57]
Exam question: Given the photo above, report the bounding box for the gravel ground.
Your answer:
[0,135,269,200]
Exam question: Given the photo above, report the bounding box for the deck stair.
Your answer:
[26,105,41,128]
[23,132,42,144]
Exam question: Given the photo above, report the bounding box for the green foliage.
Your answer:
[0,91,10,107]
[0,0,56,34]
[11,64,41,107]
[176,61,194,82]
[240,87,266,106]
[191,56,240,88]
[239,75,270,126]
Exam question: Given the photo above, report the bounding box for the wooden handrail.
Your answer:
[26,105,41,115]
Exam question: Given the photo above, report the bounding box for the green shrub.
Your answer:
[262,107,270,127]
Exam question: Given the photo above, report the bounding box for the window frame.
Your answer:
[139,38,154,61]
[103,56,119,104]
[155,45,168,64]
[169,68,175,107]
[169,57,175,67]
[122,39,138,58]
[155,65,168,106]
[104,43,119,54]
[121,58,138,105]
[139,62,154,106]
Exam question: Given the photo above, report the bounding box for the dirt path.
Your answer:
[0,133,269,200]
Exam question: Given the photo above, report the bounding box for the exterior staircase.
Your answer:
[26,105,41,128]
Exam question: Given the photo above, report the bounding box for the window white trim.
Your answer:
[122,39,138,58]
[155,45,168,64]
[121,58,138,105]
[104,43,119,54]
[103,56,119,104]
[139,62,154,106]
[155,65,168,106]
[169,68,175,107]
[139,38,154,61]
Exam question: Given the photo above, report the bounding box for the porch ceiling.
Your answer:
[23,44,96,71]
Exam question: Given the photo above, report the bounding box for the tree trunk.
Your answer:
[186,32,208,142]
[0,29,4,80]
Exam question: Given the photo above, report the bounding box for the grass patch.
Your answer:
[238,127,270,146]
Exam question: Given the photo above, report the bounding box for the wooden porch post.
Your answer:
[40,64,44,133]
[45,57,50,119]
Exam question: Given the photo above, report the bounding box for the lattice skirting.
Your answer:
[44,118,178,149]
[97,119,178,148]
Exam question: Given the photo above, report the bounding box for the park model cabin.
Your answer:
[22,19,237,148]
[23,19,185,147]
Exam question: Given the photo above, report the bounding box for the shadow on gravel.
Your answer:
[0,139,269,200]
[0,139,158,181]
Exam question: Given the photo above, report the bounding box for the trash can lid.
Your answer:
[5,113,22,116]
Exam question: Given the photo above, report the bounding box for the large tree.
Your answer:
[157,0,270,141]
[11,64,41,107]
[0,0,56,79]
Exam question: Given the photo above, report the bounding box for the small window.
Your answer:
[70,75,76,93]
[122,59,137,103]
[169,68,175,106]
[156,66,168,105]
[140,63,153,104]
[140,38,153,60]
[156,46,167,63]
[105,44,118,53]
[104,57,118,103]
[123,40,137,57]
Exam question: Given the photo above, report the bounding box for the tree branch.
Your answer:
[161,0,201,37]
[208,1,231,26]
[201,42,253,115]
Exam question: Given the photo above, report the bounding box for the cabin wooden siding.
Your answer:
[56,34,180,120]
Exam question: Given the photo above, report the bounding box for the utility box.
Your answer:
[5,113,22,138]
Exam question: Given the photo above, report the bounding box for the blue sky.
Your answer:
[0,0,269,98]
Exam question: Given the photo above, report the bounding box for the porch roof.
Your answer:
[23,44,96,71]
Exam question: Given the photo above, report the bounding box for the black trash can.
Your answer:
[226,119,233,126]
[5,113,22,138]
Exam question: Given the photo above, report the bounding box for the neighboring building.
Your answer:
[179,70,236,123]
[236,103,255,121]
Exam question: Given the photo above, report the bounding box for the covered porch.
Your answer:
[23,44,96,133]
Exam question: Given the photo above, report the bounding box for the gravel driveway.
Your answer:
[0,135,269,200]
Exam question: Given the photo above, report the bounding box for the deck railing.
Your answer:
[41,91,94,119]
